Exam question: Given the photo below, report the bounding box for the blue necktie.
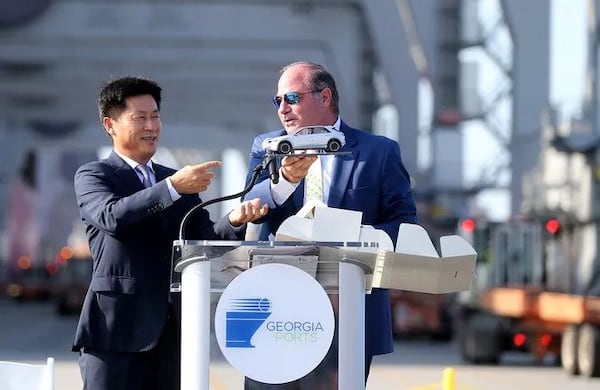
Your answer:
[136,164,153,188]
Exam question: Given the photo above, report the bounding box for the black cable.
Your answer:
[178,161,265,241]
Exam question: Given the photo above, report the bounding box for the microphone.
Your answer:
[172,160,266,293]
[177,150,277,241]
[178,162,264,241]
[265,153,279,184]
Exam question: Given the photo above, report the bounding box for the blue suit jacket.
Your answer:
[243,122,417,356]
[73,152,243,353]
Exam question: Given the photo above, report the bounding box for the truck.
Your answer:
[456,214,600,377]
[454,99,600,377]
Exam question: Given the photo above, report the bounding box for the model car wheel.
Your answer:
[278,141,292,154]
[327,139,341,152]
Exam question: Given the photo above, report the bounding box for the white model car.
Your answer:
[262,125,346,154]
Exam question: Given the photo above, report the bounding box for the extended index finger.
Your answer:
[197,160,222,170]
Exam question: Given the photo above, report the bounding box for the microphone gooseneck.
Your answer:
[177,157,267,241]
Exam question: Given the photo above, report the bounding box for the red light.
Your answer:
[513,333,527,347]
[461,218,476,233]
[540,334,552,347]
[46,262,59,275]
[17,256,32,270]
[545,219,560,234]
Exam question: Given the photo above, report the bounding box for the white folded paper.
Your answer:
[274,205,477,294]
[371,223,477,293]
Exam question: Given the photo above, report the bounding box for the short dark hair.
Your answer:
[97,76,162,121]
[280,61,339,115]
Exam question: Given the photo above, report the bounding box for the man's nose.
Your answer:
[144,118,160,130]
[278,101,291,114]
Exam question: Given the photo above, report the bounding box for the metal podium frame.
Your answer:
[172,240,379,390]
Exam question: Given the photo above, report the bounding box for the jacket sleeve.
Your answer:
[242,133,301,230]
[74,162,174,238]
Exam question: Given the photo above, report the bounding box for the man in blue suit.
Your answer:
[73,76,268,390]
[242,62,417,388]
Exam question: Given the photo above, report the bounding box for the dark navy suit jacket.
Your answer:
[243,121,417,357]
[73,152,242,353]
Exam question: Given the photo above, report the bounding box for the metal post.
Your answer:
[180,258,211,390]
[338,261,366,389]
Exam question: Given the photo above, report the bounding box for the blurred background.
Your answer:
[3,0,600,387]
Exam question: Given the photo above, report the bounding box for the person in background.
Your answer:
[242,61,417,388]
[72,76,268,390]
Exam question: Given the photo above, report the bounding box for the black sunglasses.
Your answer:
[272,90,320,108]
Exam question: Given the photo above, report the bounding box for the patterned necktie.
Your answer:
[136,164,153,188]
[304,156,323,204]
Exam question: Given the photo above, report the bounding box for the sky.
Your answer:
[550,0,587,116]
[464,0,587,220]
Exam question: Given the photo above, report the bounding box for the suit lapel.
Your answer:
[152,163,170,183]
[327,122,359,208]
[108,152,172,188]
[108,152,145,191]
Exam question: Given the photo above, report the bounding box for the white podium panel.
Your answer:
[172,241,378,390]
[171,232,477,390]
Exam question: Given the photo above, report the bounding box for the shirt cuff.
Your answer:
[166,177,182,202]
[271,168,300,206]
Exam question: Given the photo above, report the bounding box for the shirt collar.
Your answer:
[114,150,154,173]
[333,116,341,131]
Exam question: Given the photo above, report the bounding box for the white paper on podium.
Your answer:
[395,223,439,257]
[275,216,313,241]
[296,199,327,219]
[358,225,393,253]
[371,224,477,293]
[276,205,391,247]
[276,204,365,243]
[312,207,362,242]
[275,207,478,294]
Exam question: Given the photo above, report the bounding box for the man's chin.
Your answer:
[284,123,299,133]
[140,148,156,162]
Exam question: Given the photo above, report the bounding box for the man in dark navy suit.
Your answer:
[73,76,268,390]
[243,62,417,388]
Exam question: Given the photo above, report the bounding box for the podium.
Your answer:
[171,240,381,390]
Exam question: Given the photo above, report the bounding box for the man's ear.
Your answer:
[320,87,332,106]
[102,117,114,136]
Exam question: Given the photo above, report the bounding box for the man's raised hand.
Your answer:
[170,161,222,194]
